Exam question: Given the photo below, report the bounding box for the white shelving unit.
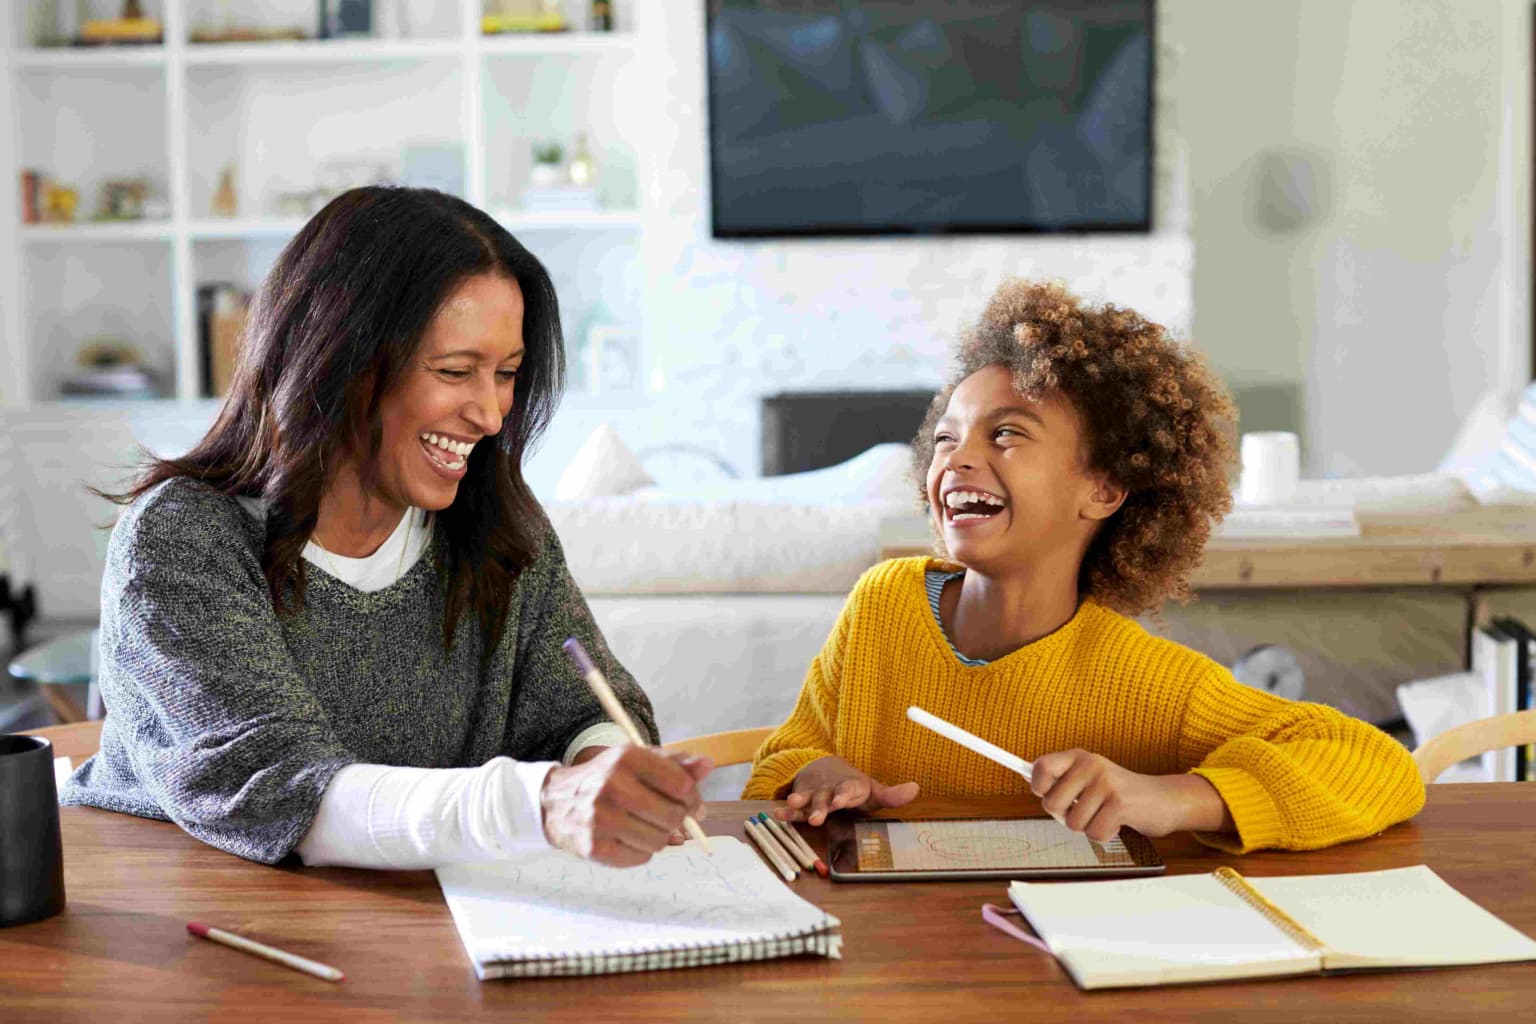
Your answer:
[1,0,649,406]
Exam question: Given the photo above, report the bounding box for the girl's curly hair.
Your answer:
[914,279,1238,615]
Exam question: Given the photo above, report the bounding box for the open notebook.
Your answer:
[435,836,841,979]
[1009,865,1536,990]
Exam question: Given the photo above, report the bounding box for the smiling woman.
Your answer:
[61,187,709,872]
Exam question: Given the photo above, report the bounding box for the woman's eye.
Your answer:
[496,369,520,382]
[437,368,471,380]
[995,427,1025,440]
[933,433,956,446]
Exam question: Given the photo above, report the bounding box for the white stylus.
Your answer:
[906,706,1033,783]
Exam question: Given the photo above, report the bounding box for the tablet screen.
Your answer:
[828,817,1163,880]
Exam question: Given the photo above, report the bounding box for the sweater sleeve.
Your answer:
[1179,664,1426,853]
[741,591,855,800]
[501,515,659,763]
[74,485,356,864]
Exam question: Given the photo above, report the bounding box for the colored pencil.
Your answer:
[186,922,344,982]
[563,638,711,854]
[744,819,798,881]
[754,811,809,869]
[759,811,829,879]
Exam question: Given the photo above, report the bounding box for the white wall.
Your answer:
[1172,0,1529,476]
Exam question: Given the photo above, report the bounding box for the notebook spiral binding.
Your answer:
[480,929,843,979]
[1213,866,1326,954]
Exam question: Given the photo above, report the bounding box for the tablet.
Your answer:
[826,816,1164,882]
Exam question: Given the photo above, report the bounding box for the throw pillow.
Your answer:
[553,422,655,501]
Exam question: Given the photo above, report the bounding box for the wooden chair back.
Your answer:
[1413,710,1536,783]
[662,726,774,767]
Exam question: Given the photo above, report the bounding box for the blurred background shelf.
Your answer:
[2,0,649,406]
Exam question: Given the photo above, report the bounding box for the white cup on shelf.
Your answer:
[1238,431,1300,506]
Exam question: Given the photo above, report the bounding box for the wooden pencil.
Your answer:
[744,819,797,881]
[760,812,830,879]
[186,922,343,982]
[759,813,813,869]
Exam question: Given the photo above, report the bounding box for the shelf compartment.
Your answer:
[23,241,177,402]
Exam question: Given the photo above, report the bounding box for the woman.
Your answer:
[63,187,708,869]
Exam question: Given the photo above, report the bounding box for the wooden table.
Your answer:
[880,506,1536,590]
[4,788,1535,1022]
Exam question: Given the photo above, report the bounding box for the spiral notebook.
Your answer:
[435,836,842,979]
[1007,864,1536,990]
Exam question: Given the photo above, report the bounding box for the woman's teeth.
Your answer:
[420,433,473,471]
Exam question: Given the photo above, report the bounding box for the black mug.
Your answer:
[0,735,66,927]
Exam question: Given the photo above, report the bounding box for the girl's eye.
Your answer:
[497,369,520,382]
[933,432,956,445]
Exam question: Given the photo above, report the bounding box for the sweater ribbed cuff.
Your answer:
[1189,766,1286,854]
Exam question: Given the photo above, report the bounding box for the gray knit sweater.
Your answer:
[62,477,657,865]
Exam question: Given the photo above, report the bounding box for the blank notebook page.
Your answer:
[1010,873,1314,973]
[1247,865,1536,968]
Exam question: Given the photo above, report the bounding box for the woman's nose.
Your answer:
[464,377,503,434]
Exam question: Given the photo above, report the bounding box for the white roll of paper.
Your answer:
[1239,431,1300,506]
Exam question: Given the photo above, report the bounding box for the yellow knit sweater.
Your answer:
[743,558,1425,853]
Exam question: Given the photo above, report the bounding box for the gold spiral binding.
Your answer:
[1213,866,1326,954]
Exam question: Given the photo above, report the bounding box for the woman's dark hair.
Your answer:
[913,279,1237,615]
[109,186,565,657]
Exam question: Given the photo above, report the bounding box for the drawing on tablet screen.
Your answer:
[883,820,1135,871]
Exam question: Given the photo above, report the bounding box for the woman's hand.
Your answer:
[1030,748,1233,842]
[540,746,711,866]
[775,755,919,826]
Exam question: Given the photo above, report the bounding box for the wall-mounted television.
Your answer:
[705,1,1154,238]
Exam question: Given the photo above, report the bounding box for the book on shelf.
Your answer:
[1006,864,1536,990]
[196,283,250,399]
[1492,617,1536,780]
[1471,619,1528,781]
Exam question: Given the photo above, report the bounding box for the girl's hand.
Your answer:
[776,755,920,826]
[1030,748,1233,843]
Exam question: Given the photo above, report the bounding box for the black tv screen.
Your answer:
[706,1,1154,238]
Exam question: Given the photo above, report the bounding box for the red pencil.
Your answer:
[187,922,344,982]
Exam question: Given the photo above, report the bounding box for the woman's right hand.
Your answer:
[539,746,710,867]
[776,755,919,826]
